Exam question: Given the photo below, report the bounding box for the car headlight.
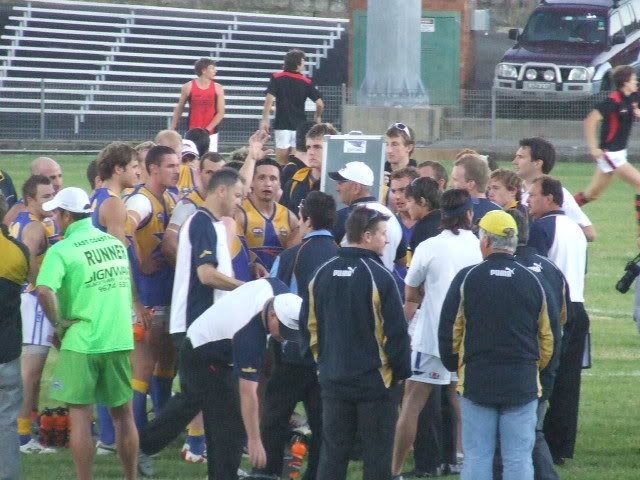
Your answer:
[496,64,518,79]
[543,69,555,81]
[525,68,537,80]
[568,67,594,81]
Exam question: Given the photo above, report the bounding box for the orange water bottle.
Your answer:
[284,435,308,479]
[39,409,55,447]
[133,322,146,342]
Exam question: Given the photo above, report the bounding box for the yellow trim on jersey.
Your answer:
[372,283,392,388]
[0,228,29,286]
[134,188,175,262]
[289,167,312,197]
[307,277,319,361]
[452,296,467,396]
[177,164,196,195]
[238,197,291,250]
[183,189,206,208]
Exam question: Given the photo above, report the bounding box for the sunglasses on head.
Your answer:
[363,208,386,228]
[390,122,412,139]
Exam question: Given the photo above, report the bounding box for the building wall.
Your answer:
[348,0,473,90]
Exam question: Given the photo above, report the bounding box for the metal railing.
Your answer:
[342,87,615,155]
[3,82,631,155]
[0,82,346,146]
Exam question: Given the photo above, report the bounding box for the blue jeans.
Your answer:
[0,358,22,479]
[460,396,537,480]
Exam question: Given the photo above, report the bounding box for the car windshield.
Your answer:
[521,11,607,45]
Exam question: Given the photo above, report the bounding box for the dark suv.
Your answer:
[494,0,640,96]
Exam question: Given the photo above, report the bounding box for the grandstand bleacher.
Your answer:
[0,0,348,143]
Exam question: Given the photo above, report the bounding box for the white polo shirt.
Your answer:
[187,278,281,348]
[529,211,587,303]
[405,229,482,357]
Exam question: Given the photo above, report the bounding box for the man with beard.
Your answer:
[237,158,299,271]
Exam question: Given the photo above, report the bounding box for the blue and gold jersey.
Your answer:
[122,185,139,200]
[90,187,118,233]
[231,234,253,282]
[128,186,176,307]
[176,164,197,197]
[10,211,61,291]
[237,198,292,271]
[181,188,205,208]
[10,211,61,256]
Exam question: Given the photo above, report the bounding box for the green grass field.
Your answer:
[2,152,640,479]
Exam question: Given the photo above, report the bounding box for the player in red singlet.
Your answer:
[171,57,226,152]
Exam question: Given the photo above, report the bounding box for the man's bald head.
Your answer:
[155,130,182,156]
[31,157,63,192]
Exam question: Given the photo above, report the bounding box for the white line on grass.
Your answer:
[583,371,640,377]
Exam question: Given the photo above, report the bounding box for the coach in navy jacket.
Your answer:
[527,175,589,465]
[439,210,553,480]
[303,206,411,480]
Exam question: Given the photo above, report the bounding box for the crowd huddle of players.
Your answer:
[1,52,639,480]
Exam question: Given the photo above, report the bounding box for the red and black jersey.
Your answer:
[595,90,640,151]
[265,70,321,130]
[188,80,218,132]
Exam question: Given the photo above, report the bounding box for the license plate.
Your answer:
[523,81,555,91]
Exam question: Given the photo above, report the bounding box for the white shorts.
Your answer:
[596,149,627,173]
[209,133,218,153]
[409,351,451,385]
[21,292,54,347]
[274,129,296,149]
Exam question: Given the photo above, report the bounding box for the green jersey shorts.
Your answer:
[50,349,133,407]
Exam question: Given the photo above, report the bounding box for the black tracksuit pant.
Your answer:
[255,361,322,480]
[317,385,400,480]
[140,339,243,480]
[139,332,198,456]
[544,301,590,461]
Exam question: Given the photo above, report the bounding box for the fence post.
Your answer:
[341,83,346,131]
[39,78,45,140]
[490,86,496,144]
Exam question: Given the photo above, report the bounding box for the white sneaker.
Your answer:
[20,439,56,454]
[183,449,207,464]
[96,440,117,455]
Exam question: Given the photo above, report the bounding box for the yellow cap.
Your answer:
[478,210,518,237]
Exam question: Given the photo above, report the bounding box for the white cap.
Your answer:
[182,139,199,158]
[273,293,303,332]
[42,187,93,213]
[328,161,374,187]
